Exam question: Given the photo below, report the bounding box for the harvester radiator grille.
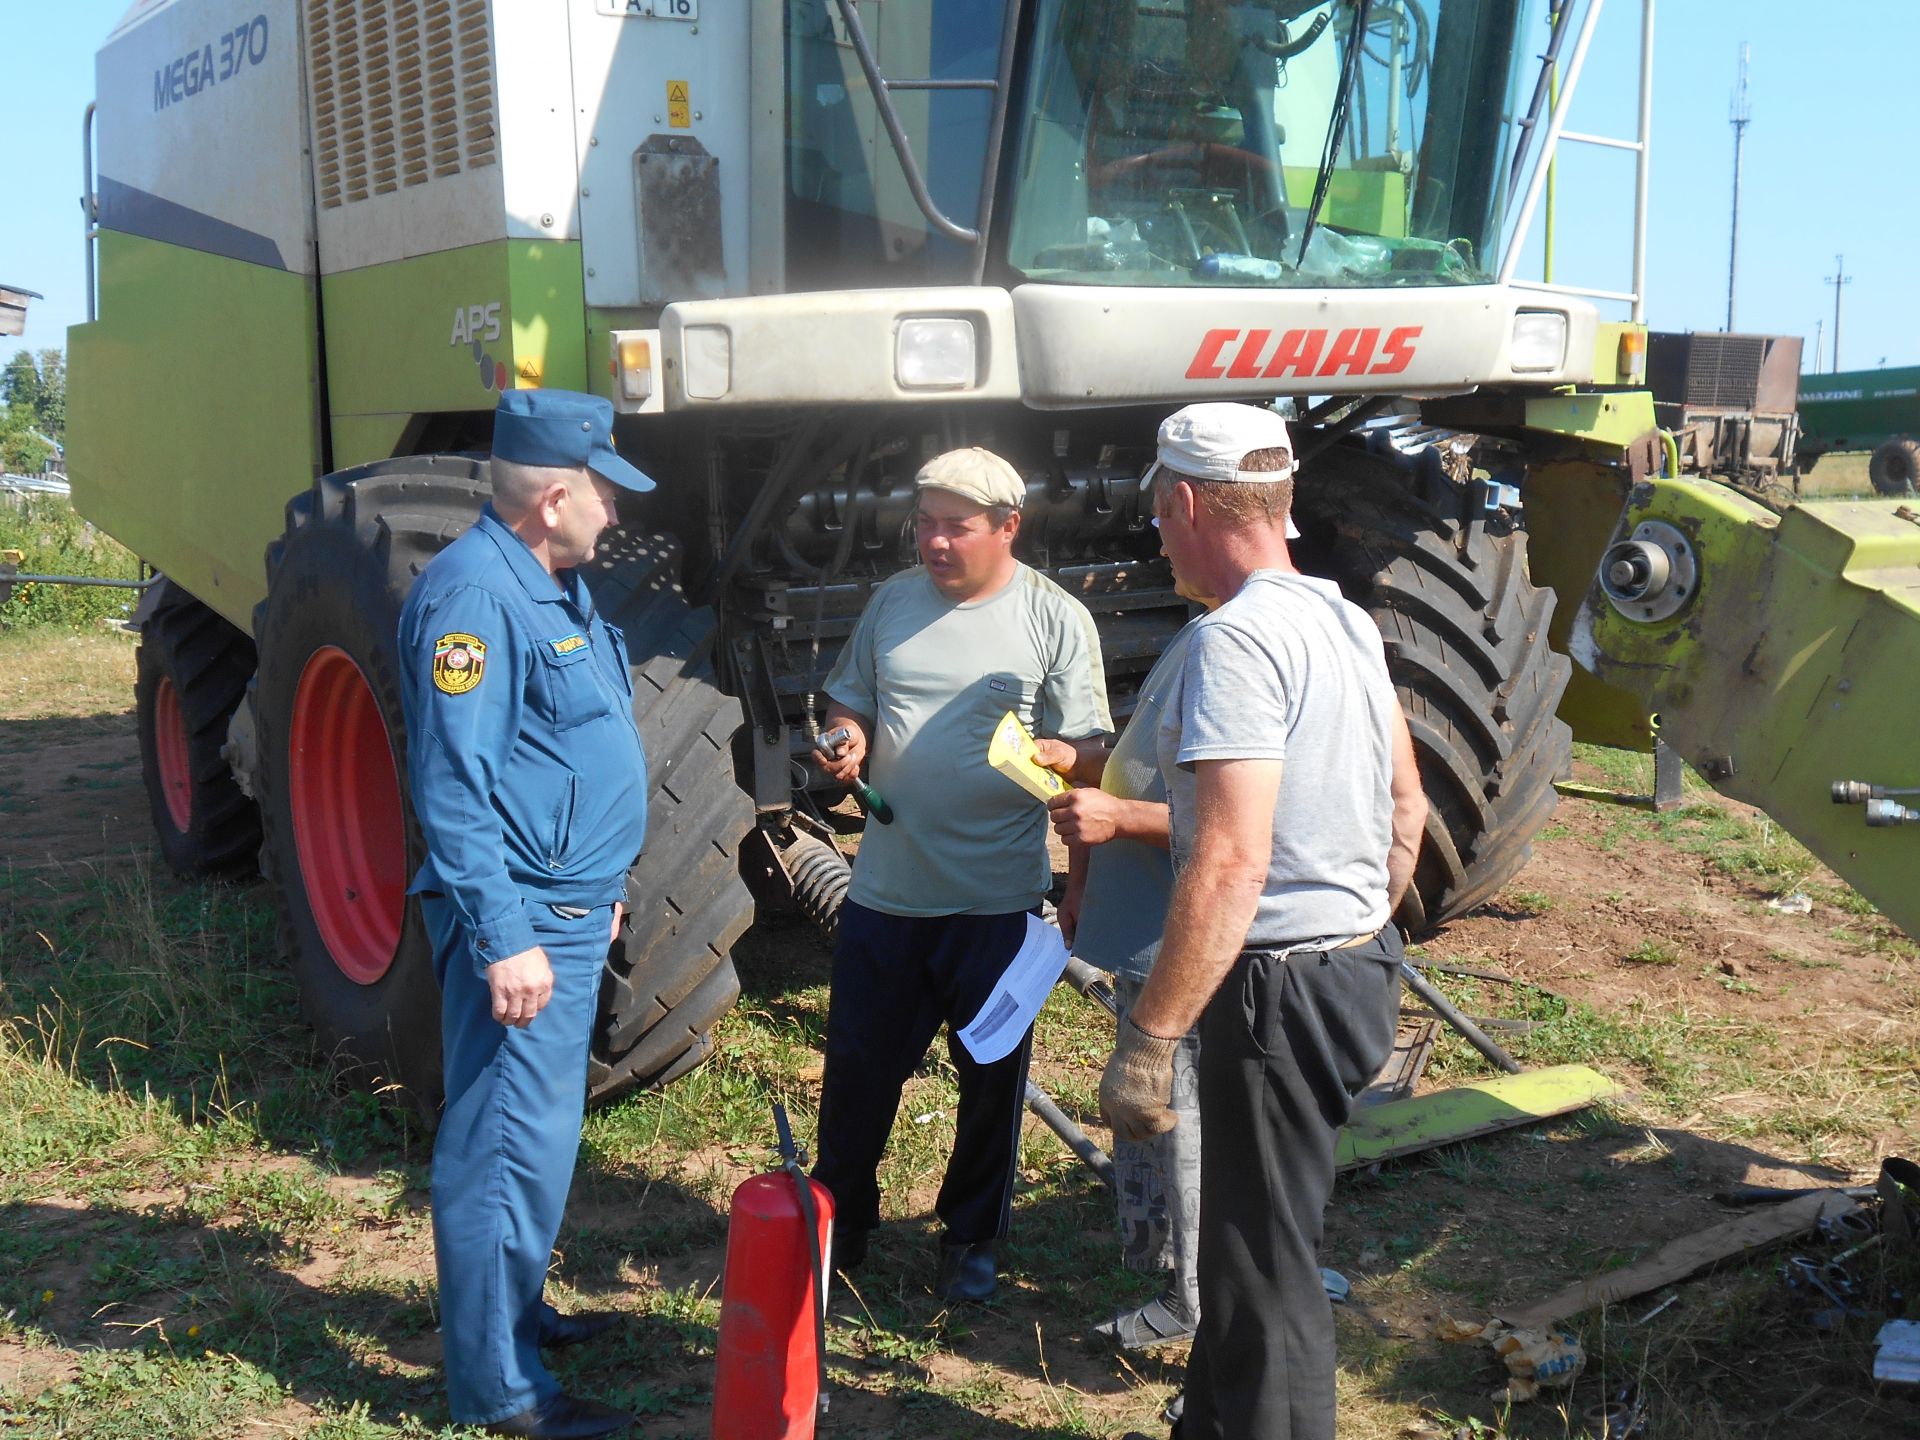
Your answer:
[306,0,498,210]
[1683,335,1766,409]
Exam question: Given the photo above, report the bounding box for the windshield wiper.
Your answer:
[1295,0,1374,266]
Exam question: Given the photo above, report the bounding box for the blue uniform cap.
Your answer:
[493,389,656,493]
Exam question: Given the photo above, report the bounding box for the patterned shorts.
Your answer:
[1112,975,1203,1289]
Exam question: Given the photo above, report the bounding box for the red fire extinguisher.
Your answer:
[712,1102,834,1439]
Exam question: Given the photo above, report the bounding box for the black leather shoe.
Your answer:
[934,1239,997,1302]
[485,1393,631,1438]
[538,1310,621,1350]
[834,1224,871,1274]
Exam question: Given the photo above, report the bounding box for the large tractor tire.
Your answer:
[1868,437,1920,497]
[577,530,754,1094]
[250,459,753,1111]
[134,580,262,878]
[1292,444,1573,933]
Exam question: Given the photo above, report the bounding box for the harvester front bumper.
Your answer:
[618,283,1603,413]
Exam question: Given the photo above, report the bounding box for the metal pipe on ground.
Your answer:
[1025,1081,1117,1191]
[0,573,156,588]
[1061,955,1119,1018]
[1398,962,1523,1074]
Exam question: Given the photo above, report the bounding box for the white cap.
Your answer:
[915,447,1027,510]
[1148,403,1300,537]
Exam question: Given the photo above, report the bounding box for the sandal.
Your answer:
[1092,1293,1199,1351]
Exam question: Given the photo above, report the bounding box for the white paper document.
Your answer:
[956,913,1071,1064]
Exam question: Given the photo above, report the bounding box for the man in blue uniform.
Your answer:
[398,389,655,1439]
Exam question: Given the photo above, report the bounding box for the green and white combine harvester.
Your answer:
[68,0,1920,1110]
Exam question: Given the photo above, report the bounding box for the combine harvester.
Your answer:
[65,0,1919,1114]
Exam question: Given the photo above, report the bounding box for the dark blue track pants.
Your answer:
[811,900,1035,1244]
[426,895,610,1425]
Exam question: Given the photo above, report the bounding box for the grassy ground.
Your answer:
[1797,452,1874,498]
[2,646,1917,1437]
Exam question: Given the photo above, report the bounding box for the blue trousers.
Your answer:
[811,900,1034,1244]
[426,894,610,1425]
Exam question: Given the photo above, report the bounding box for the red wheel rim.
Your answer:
[288,647,406,985]
[153,675,193,834]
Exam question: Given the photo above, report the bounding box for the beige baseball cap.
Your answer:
[1148,402,1300,537]
[914,447,1027,510]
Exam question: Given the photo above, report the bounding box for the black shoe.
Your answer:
[834,1224,871,1275]
[538,1310,621,1350]
[485,1393,632,1438]
[934,1239,997,1303]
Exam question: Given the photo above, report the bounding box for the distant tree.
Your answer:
[1,348,64,443]
[0,416,51,475]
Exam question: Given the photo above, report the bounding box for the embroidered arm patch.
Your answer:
[432,633,488,694]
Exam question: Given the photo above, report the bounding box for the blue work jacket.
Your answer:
[397,503,648,974]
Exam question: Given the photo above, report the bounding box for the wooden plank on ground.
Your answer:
[1336,1063,1619,1172]
[1497,1189,1857,1329]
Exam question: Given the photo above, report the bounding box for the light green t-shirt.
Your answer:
[825,564,1112,916]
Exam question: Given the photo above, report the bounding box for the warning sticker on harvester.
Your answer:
[667,79,690,128]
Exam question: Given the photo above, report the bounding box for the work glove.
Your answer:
[1100,1015,1180,1143]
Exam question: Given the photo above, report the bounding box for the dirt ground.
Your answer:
[2,632,1915,1438]
[0,632,149,871]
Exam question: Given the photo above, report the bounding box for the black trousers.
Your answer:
[811,900,1035,1244]
[1177,929,1403,1440]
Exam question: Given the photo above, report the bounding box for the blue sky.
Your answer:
[5,1,1914,373]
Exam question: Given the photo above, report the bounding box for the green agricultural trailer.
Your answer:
[67,0,1920,1110]
[1798,364,1920,495]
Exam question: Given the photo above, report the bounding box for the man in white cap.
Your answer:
[1102,404,1427,1440]
[811,447,1111,1302]
[1038,458,1306,1360]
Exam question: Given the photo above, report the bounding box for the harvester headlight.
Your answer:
[1509,310,1569,373]
[895,317,976,391]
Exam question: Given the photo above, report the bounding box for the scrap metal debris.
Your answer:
[1875,1320,1920,1388]
[1582,1384,1650,1439]
[1781,1251,1876,1329]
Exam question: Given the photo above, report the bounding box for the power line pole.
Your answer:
[1812,318,1824,374]
[1824,255,1852,373]
[1727,42,1751,331]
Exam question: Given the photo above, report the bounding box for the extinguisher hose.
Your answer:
[773,1101,830,1415]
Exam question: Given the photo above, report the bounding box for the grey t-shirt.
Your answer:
[825,564,1111,917]
[1071,623,1194,980]
[1158,570,1396,947]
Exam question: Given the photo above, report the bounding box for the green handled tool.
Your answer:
[813,726,893,824]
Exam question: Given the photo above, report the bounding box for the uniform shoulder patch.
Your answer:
[549,633,589,657]
[432,633,488,694]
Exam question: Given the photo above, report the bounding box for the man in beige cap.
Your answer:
[811,446,1111,1302]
